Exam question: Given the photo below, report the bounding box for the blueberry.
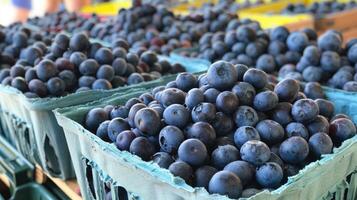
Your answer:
[128,103,146,127]
[234,126,260,148]
[95,47,113,65]
[127,73,144,85]
[152,152,174,169]
[307,115,330,135]
[207,61,238,90]
[125,98,145,109]
[243,69,268,90]
[28,79,48,97]
[203,88,220,103]
[330,114,351,122]
[285,51,301,64]
[159,88,186,107]
[287,32,309,52]
[69,32,90,52]
[318,31,342,52]
[86,108,109,132]
[111,76,126,88]
[96,120,110,141]
[115,130,136,151]
[140,51,158,66]
[285,122,309,140]
[268,40,286,56]
[134,108,161,135]
[231,82,256,106]
[139,93,154,105]
[234,106,259,127]
[240,140,271,166]
[47,77,65,96]
[159,125,185,154]
[237,54,254,66]
[208,171,242,199]
[330,71,353,89]
[304,82,325,100]
[76,87,90,93]
[302,28,317,41]
[224,160,255,186]
[291,99,319,123]
[70,52,87,67]
[274,78,300,102]
[0,69,10,82]
[308,132,333,158]
[348,44,357,63]
[92,79,113,90]
[329,118,356,144]
[175,72,197,92]
[211,145,240,169]
[235,64,249,81]
[302,45,320,65]
[79,59,99,76]
[129,137,156,161]
[185,88,204,110]
[256,120,285,145]
[163,104,190,128]
[112,58,127,76]
[36,59,58,81]
[321,51,341,73]
[165,81,177,89]
[216,91,239,115]
[314,99,334,119]
[245,42,265,59]
[256,54,276,73]
[187,122,216,147]
[96,65,115,81]
[59,70,77,91]
[169,161,193,184]
[256,162,283,188]
[343,81,357,92]
[270,102,293,126]
[178,138,207,166]
[191,103,216,123]
[241,188,262,198]
[195,165,218,189]
[108,117,130,142]
[302,66,323,82]
[212,112,234,137]
[253,91,278,112]
[279,136,309,164]
[269,152,284,169]
[270,26,289,42]
[79,76,96,88]
[11,77,28,92]
[236,25,256,43]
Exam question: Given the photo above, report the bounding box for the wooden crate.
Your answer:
[316,9,357,32]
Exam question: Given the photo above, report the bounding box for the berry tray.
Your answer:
[54,83,357,200]
[0,56,209,180]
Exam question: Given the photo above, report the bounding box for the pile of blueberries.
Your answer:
[188,0,263,15]
[27,10,100,38]
[84,61,356,198]
[190,24,310,70]
[0,32,185,98]
[182,23,357,92]
[0,24,52,69]
[83,4,238,55]
[279,30,357,92]
[281,1,357,15]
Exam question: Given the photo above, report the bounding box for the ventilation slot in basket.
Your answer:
[44,136,61,176]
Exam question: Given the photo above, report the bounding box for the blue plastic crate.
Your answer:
[0,56,208,180]
[55,83,357,200]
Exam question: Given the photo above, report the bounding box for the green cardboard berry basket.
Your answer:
[54,79,357,200]
[0,56,209,180]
